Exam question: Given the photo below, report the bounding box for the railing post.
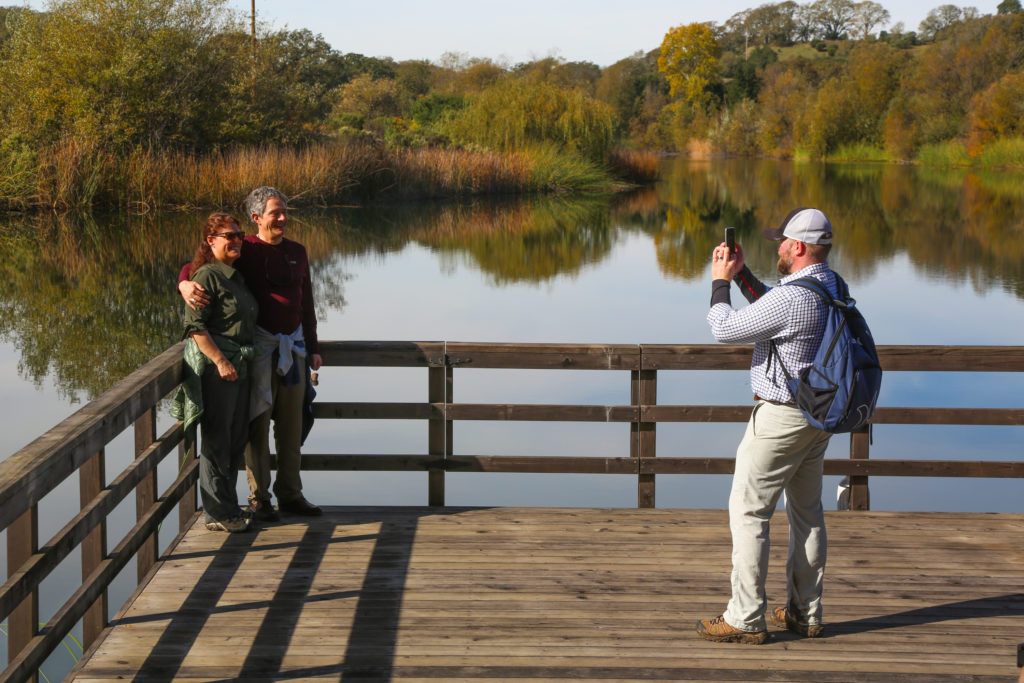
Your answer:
[631,368,657,508]
[178,439,197,533]
[428,364,452,506]
[79,449,108,648]
[850,426,870,510]
[135,407,158,581]
[6,504,38,683]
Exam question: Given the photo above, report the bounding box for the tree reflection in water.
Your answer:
[2,159,1023,400]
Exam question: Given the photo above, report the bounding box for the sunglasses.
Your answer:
[212,231,245,241]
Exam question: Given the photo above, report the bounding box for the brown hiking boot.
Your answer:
[696,615,767,644]
[770,606,824,638]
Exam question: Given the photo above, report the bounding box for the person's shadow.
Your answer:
[773,593,1024,641]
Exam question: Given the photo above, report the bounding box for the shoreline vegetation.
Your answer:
[0,1,1022,214]
[0,140,660,213]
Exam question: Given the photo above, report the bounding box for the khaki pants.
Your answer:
[723,401,832,633]
[245,363,305,506]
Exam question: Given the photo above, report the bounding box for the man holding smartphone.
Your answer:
[697,208,836,644]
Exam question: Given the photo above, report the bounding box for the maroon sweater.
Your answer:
[181,235,319,355]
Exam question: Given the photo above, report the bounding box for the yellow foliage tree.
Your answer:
[657,23,721,105]
[966,71,1024,154]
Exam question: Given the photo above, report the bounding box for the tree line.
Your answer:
[0,0,1021,211]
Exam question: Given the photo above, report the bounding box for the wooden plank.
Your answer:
[633,369,656,508]
[444,342,641,370]
[5,506,37,683]
[850,426,870,510]
[428,365,451,506]
[447,403,637,422]
[265,454,1024,478]
[643,405,753,422]
[875,345,1024,372]
[0,341,184,532]
[135,408,158,583]
[79,450,107,649]
[313,401,443,420]
[67,507,1024,683]
[872,407,1024,425]
[318,341,445,367]
[640,345,1024,372]
[642,344,751,370]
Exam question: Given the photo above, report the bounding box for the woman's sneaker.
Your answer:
[205,516,251,533]
[770,606,824,638]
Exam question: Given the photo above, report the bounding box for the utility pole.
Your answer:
[250,0,256,103]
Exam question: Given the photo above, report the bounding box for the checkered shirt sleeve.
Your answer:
[706,263,834,403]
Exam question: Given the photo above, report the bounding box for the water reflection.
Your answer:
[1,159,1023,400]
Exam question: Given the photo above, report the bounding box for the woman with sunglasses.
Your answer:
[179,213,259,533]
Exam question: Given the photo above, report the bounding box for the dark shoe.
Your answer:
[770,606,824,638]
[279,497,322,516]
[696,615,766,644]
[249,499,280,522]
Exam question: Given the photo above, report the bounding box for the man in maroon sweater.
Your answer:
[180,187,322,520]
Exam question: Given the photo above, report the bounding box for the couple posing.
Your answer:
[177,186,322,533]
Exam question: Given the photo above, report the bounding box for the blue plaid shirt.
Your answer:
[707,262,834,403]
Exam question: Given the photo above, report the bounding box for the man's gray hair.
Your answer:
[245,186,288,222]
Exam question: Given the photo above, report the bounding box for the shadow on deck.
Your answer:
[70,507,1024,682]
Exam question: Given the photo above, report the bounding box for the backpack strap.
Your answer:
[766,274,841,383]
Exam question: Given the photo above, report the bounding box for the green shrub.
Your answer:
[916,140,971,167]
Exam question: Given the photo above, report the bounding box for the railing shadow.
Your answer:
[827,593,1024,638]
[146,509,428,681]
[131,529,258,682]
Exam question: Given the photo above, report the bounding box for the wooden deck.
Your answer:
[69,507,1024,682]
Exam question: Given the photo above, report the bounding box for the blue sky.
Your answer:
[223,0,996,66]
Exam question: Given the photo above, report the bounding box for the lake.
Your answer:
[2,157,1024,676]
[2,158,1023,516]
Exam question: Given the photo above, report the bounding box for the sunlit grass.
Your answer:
[975,137,1024,170]
[916,141,971,167]
[0,139,644,212]
[828,143,891,162]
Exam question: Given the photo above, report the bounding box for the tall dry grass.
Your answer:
[1,139,636,213]
[606,148,661,183]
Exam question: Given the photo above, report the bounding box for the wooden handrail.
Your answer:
[2,340,1023,682]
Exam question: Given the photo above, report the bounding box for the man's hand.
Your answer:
[310,354,323,372]
[179,280,210,311]
[711,242,744,280]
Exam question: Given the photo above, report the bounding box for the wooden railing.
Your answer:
[2,341,1023,681]
[0,342,193,683]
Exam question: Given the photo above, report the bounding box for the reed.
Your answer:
[0,139,634,212]
[827,143,891,162]
[975,136,1024,170]
[915,140,971,167]
[606,147,661,183]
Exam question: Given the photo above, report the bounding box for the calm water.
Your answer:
[2,158,1023,674]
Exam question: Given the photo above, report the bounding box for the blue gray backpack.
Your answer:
[770,274,882,433]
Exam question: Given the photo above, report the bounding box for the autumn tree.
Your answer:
[918,5,974,41]
[657,23,721,104]
[851,1,891,39]
[0,0,240,148]
[594,52,662,135]
[445,77,615,160]
[965,70,1024,153]
[808,0,857,39]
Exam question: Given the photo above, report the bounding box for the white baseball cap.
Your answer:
[762,207,833,245]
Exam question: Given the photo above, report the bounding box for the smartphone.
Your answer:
[725,227,736,254]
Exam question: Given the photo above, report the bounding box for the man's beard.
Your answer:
[777,252,793,275]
